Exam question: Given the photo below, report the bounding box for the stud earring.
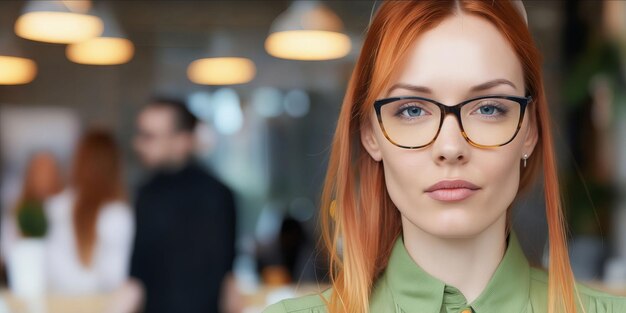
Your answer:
[522,154,529,168]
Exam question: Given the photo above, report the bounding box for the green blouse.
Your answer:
[263,231,626,313]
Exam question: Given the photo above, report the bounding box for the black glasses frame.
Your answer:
[373,94,532,149]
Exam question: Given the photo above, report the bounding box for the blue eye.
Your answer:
[402,106,424,117]
[479,105,499,115]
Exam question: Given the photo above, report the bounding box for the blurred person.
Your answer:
[131,98,236,313]
[45,129,134,294]
[1,151,63,266]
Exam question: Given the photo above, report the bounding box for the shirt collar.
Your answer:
[383,230,530,313]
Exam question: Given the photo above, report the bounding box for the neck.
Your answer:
[153,157,193,175]
[170,156,192,171]
[401,214,507,303]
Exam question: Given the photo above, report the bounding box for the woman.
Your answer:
[1,151,63,269]
[46,129,134,294]
[264,1,626,313]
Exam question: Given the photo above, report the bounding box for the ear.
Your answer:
[361,122,383,162]
[522,115,538,158]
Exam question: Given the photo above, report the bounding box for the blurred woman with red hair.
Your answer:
[46,129,134,294]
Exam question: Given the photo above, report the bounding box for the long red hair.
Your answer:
[319,1,579,312]
[71,129,125,266]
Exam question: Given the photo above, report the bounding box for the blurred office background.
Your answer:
[0,1,625,313]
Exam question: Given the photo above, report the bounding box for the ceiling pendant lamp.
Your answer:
[0,32,37,85]
[66,37,133,65]
[0,56,37,85]
[188,57,256,85]
[265,1,351,61]
[66,3,134,65]
[15,0,103,44]
[187,32,256,85]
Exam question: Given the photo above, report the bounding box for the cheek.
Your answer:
[474,150,521,210]
[379,144,428,207]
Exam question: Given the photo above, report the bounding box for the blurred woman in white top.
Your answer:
[46,129,134,295]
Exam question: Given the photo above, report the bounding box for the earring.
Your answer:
[329,200,337,220]
[522,154,529,168]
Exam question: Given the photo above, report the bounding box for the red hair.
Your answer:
[319,1,580,312]
[71,129,126,266]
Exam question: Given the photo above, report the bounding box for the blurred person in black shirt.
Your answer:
[130,98,236,313]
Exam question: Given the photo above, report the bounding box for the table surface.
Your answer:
[0,291,110,313]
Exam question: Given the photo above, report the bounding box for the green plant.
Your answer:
[17,200,47,238]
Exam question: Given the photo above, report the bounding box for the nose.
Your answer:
[431,114,471,165]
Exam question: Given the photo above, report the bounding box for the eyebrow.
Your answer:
[387,78,518,95]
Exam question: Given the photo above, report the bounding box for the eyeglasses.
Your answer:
[373,94,532,149]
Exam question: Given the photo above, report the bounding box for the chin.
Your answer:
[406,210,489,239]
[424,225,485,239]
[142,160,163,170]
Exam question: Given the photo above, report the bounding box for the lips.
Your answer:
[425,179,480,202]
[425,179,480,192]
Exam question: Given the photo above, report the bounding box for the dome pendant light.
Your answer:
[0,56,37,85]
[265,1,351,61]
[66,2,134,65]
[0,31,37,85]
[187,32,256,85]
[15,0,103,44]
[188,57,256,85]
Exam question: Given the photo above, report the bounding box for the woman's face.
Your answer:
[362,13,538,238]
[29,152,62,199]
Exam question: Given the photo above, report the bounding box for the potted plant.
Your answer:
[8,200,48,297]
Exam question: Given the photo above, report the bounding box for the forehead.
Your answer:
[392,13,524,99]
[137,106,176,130]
